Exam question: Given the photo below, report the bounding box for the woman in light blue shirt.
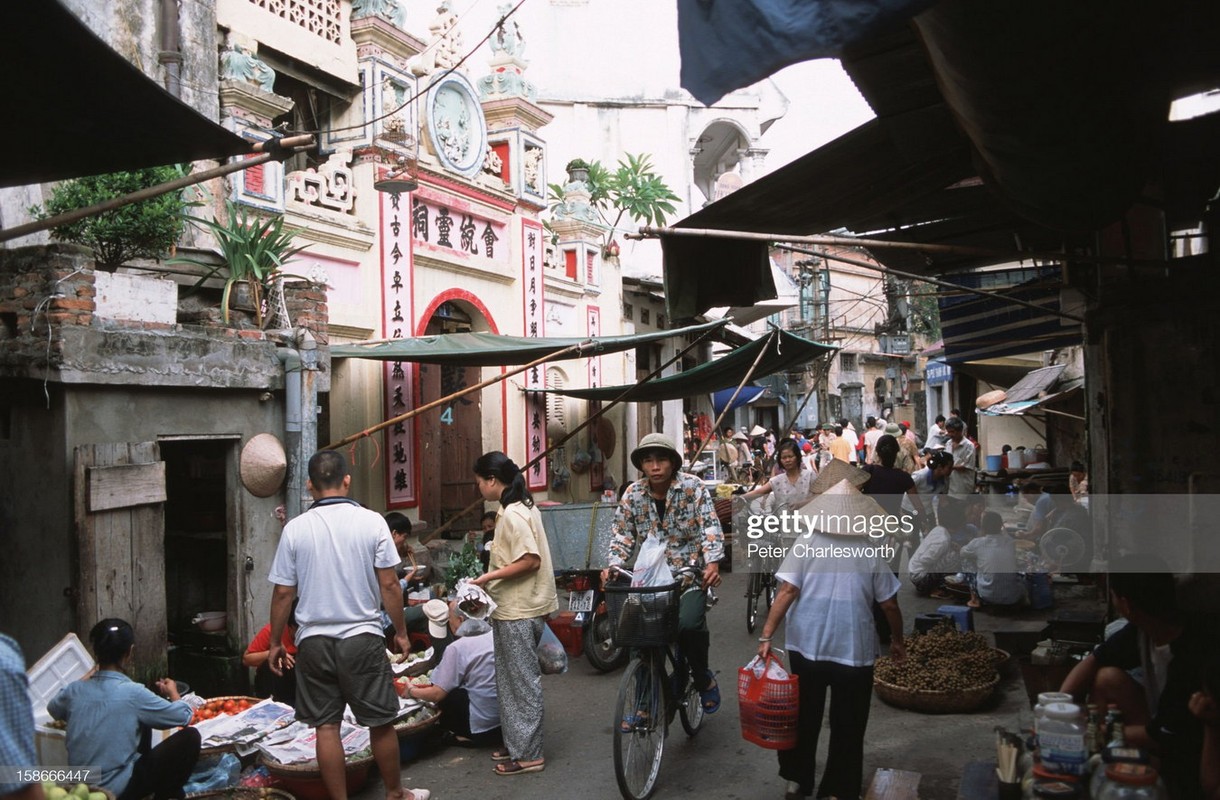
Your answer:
[48,619,199,800]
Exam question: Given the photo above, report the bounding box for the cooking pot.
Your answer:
[192,611,227,632]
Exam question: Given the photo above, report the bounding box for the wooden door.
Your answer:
[418,362,483,533]
[73,442,167,671]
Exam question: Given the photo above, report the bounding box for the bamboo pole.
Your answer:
[323,341,590,451]
[691,329,778,485]
[633,223,1118,265]
[0,136,315,245]
[421,321,727,543]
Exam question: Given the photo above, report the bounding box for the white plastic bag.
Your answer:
[537,623,568,675]
[631,534,674,587]
[454,578,497,620]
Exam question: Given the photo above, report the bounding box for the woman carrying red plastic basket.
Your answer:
[755,478,908,800]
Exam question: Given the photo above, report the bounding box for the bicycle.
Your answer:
[604,566,708,800]
[745,569,777,634]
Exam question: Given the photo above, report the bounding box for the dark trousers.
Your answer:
[778,653,874,800]
[438,687,502,746]
[677,587,712,691]
[119,726,201,800]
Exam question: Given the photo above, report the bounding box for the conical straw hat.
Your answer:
[749,424,768,437]
[809,458,870,495]
[793,479,888,537]
[240,433,287,498]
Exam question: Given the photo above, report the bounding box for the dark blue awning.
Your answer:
[712,385,768,417]
[937,267,1081,364]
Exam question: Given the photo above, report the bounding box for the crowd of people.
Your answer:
[6,415,1218,800]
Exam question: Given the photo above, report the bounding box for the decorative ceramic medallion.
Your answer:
[425,72,488,179]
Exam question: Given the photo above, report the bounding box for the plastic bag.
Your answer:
[631,534,674,588]
[537,622,568,675]
[454,578,497,620]
[183,752,241,794]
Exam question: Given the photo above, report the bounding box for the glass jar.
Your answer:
[1038,702,1088,776]
[1088,747,1150,798]
[1094,763,1166,800]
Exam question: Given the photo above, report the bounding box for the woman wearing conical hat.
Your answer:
[756,480,906,800]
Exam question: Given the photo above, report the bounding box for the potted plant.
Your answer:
[29,165,190,272]
[564,158,591,184]
[171,201,309,327]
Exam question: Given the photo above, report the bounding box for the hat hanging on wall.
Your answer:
[240,433,288,498]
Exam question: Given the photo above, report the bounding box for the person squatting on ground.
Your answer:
[266,450,428,800]
[2,633,45,800]
[757,480,906,800]
[401,600,501,748]
[603,432,725,714]
[48,619,201,800]
[469,451,558,776]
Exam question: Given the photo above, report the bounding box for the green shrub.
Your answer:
[30,165,189,271]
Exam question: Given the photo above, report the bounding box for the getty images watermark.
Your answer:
[741,509,913,565]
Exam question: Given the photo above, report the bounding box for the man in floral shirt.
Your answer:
[603,433,725,713]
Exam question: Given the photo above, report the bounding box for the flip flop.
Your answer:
[494,759,545,776]
[490,748,512,762]
[699,672,721,714]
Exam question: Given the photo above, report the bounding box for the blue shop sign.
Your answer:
[926,360,952,386]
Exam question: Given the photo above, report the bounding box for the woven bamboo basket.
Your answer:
[873,674,999,714]
[186,789,295,800]
[394,709,441,737]
[258,753,372,800]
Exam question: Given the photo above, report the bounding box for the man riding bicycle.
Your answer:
[602,432,725,713]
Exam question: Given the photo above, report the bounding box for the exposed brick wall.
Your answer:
[0,246,96,369]
[284,281,329,345]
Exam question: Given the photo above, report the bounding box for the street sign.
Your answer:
[926,360,952,386]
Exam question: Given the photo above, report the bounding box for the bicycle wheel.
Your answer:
[745,571,761,633]
[677,672,706,736]
[765,573,777,611]
[585,606,629,672]
[614,656,666,800]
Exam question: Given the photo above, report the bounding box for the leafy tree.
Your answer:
[548,152,680,243]
[30,165,190,271]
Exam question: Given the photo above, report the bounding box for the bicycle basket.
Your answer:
[738,654,799,750]
[604,579,682,647]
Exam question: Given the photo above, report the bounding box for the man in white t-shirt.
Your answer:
[944,417,976,497]
[838,418,860,461]
[267,450,427,800]
[863,419,885,464]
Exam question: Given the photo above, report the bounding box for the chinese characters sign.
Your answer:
[381,187,416,506]
[412,190,505,270]
[522,219,547,491]
[587,306,604,491]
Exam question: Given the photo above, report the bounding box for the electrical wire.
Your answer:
[31,268,86,408]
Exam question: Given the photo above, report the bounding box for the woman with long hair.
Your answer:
[48,619,200,800]
[469,452,558,776]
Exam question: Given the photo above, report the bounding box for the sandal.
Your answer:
[698,672,721,714]
[490,748,512,762]
[494,759,545,776]
[620,711,650,732]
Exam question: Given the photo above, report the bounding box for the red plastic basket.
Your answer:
[737,654,799,750]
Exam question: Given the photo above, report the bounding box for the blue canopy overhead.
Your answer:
[712,385,768,417]
[937,267,1081,364]
[677,0,935,105]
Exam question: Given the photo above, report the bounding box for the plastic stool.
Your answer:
[936,604,975,632]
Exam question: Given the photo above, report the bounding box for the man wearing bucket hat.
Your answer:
[757,480,906,800]
[604,432,725,713]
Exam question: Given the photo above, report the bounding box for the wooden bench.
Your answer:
[864,767,921,800]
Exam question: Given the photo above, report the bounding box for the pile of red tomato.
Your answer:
[189,696,256,725]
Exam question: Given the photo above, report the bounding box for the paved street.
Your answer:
[355,567,1102,800]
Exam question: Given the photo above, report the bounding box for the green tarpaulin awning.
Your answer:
[330,320,724,367]
[529,328,836,402]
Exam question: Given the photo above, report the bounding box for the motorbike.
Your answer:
[555,569,629,672]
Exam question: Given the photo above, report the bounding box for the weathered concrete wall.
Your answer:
[0,380,288,660]
[0,380,75,662]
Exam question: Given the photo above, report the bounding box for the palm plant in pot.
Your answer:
[171,201,309,327]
